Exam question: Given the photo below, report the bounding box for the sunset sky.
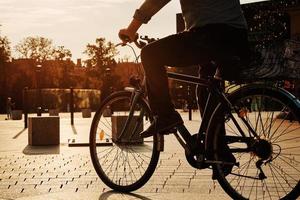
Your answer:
[0,0,266,61]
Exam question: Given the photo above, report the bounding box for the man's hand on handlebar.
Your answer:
[119,18,142,44]
[118,29,158,49]
[118,28,138,44]
[118,29,146,49]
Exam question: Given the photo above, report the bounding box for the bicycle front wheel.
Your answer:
[208,85,300,199]
[89,91,160,192]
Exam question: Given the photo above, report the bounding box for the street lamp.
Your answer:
[36,63,42,116]
[100,67,113,101]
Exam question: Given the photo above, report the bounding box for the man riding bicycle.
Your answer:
[119,0,251,138]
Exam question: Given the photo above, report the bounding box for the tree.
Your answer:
[0,29,11,113]
[0,35,11,63]
[15,36,54,61]
[15,36,72,61]
[53,46,72,61]
[84,37,118,71]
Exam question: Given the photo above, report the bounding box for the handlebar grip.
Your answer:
[118,33,131,43]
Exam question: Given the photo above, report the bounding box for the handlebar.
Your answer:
[117,34,158,49]
[116,34,158,63]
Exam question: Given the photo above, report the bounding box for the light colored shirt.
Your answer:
[133,0,247,30]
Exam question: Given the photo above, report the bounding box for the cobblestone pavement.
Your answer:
[0,112,230,200]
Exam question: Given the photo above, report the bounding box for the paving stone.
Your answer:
[0,112,284,200]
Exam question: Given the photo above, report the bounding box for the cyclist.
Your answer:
[119,0,250,138]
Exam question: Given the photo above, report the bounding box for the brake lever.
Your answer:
[140,35,157,43]
[134,40,146,49]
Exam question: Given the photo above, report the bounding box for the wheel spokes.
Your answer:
[220,94,300,199]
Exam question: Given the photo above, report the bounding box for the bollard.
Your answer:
[188,106,192,121]
[23,87,28,129]
[70,87,74,125]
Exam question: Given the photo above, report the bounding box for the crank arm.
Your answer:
[205,160,239,167]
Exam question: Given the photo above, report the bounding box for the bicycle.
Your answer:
[89,35,300,199]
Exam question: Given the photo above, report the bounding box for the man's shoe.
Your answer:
[140,111,183,138]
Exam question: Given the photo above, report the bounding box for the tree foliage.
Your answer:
[84,37,118,70]
[0,35,11,64]
[53,46,72,60]
[15,36,72,61]
[0,30,11,113]
[15,36,53,61]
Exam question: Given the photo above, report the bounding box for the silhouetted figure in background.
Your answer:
[6,97,14,120]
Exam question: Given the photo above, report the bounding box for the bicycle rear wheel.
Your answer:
[89,91,160,192]
[208,85,300,199]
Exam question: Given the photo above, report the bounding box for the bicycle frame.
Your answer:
[121,70,258,162]
[115,41,258,162]
[167,71,258,147]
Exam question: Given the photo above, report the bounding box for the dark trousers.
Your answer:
[141,24,249,116]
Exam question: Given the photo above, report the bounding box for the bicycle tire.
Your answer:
[89,91,160,192]
[207,84,300,200]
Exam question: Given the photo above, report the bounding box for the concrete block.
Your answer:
[49,109,59,116]
[28,116,60,145]
[111,115,143,143]
[82,108,91,118]
[11,110,22,120]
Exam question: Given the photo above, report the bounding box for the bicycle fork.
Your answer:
[116,87,165,151]
[117,88,143,141]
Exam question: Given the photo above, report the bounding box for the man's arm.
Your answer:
[133,0,171,24]
[119,0,171,42]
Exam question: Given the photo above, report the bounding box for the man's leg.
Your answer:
[139,30,215,137]
[140,24,249,137]
[196,64,217,117]
[140,31,212,117]
[196,63,236,180]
